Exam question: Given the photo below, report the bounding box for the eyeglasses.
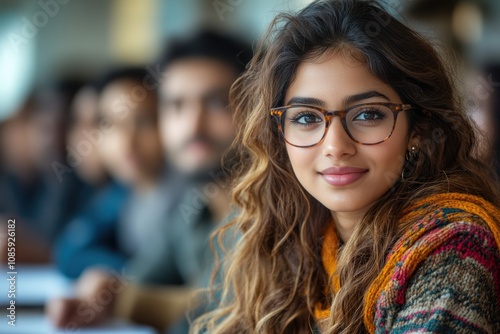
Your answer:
[270,102,414,147]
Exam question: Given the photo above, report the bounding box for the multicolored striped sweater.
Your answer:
[316,192,500,333]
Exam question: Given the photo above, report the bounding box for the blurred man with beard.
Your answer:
[47,30,252,333]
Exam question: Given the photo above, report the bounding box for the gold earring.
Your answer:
[405,145,419,162]
[402,145,419,180]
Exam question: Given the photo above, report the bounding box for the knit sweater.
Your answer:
[315,192,500,333]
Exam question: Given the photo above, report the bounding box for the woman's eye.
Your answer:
[290,112,322,125]
[353,109,386,121]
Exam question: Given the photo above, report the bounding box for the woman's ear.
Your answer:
[407,130,421,151]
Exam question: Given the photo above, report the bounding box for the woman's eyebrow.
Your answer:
[286,91,390,107]
[286,96,325,106]
[342,91,390,105]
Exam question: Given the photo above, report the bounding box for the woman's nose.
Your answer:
[321,117,356,158]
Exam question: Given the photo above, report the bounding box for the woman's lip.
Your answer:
[319,167,368,186]
[320,166,368,175]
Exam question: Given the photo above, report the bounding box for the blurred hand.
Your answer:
[46,297,111,329]
[46,268,122,328]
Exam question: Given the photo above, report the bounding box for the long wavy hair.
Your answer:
[192,0,500,333]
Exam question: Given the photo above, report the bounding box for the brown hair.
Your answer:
[193,0,500,333]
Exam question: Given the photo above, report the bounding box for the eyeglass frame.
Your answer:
[270,102,415,148]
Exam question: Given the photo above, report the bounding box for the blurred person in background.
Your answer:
[0,80,92,263]
[47,30,252,334]
[467,63,500,179]
[53,67,168,280]
[66,84,110,188]
[481,64,500,178]
[0,94,46,261]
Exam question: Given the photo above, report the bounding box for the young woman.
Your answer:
[194,0,500,333]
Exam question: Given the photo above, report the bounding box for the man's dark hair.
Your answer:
[158,30,252,75]
[95,67,150,93]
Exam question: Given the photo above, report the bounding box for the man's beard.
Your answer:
[169,134,235,184]
[185,164,223,183]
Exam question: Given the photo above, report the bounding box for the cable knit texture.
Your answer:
[315,192,500,333]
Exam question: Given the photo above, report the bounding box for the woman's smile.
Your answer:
[318,166,368,186]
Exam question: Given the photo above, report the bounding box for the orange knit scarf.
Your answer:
[314,192,500,333]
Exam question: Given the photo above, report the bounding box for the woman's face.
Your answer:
[284,51,415,226]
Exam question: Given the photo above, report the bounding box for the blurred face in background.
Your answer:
[467,69,497,160]
[33,89,66,173]
[98,79,164,188]
[159,58,238,178]
[0,103,37,179]
[67,87,108,185]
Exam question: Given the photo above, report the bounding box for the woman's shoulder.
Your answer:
[391,205,500,288]
[375,231,500,333]
[395,192,500,255]
[411,219,500,279]
[380,222,500,333]
[396,202,500,287]
[409,209,499,256]
[371,197,500,333]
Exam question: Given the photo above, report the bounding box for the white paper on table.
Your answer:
[0,311,156,334]
[0,265,75,307]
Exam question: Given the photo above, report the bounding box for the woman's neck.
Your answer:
[330,210,367,243]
